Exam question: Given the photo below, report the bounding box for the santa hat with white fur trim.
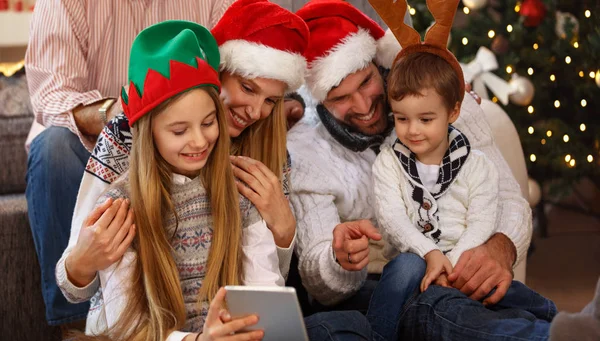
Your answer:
[211,0,309,92]
[297,0,401,102]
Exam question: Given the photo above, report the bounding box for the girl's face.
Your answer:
[220,71,287,138]
[152,88,219,178]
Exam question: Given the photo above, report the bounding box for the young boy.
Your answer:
[373,51,499,291]
[373,52,556,320]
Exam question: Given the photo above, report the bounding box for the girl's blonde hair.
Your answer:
[97,87,242,341]
[230,92,287,182]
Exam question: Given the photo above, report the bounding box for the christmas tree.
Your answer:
[408,0,600,194]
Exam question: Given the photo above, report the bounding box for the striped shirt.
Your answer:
[25,0,235,150]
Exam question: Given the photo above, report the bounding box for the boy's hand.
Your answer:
[421,250,453,292]
[434,273,452,288]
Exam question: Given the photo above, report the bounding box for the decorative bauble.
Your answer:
[509,74,535,106]
[462,0,488,10]
[595,70,600,88]
[528,178,542,207]
[520,0,547,27]
[555,11,579,39]
[491,35,509,55]
[426,22,452,47]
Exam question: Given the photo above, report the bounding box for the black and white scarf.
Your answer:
[392,125,471,245]
[393,125,471,199]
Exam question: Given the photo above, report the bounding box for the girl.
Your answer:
[74,20,282,340]
[58,0,309,299]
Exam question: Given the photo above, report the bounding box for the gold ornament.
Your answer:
[462,0,488,10]
[509,74,535,106]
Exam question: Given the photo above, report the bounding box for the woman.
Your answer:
[58,0,307,296]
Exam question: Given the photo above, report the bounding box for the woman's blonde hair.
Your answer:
[230,92,287,182]
[91,87,242,341]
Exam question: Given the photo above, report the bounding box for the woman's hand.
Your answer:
[230,156,295,248]
[65,197,136,287]
[197,287,264,341]
[421,250,453,292]
[465,83,482,104]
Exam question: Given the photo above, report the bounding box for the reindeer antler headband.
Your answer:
[369,0,465,96]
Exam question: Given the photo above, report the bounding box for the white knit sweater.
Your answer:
[287,94,532,306]
[373,144,499,266]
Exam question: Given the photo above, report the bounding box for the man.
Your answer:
[288,0,531,318]
[24,0,234,328]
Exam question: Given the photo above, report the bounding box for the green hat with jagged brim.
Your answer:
[121,20,221,126]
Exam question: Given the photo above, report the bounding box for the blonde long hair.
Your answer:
[230,96,287,181]
[95,87,242,341]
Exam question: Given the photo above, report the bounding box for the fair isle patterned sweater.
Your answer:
[58,173,283,340]
[373,127,499,266]
[67,112,294,281]
[287,94,532,306]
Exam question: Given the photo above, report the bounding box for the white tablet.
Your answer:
[225,286,309,341]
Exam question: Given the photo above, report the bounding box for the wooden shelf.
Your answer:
[0,12,32,47]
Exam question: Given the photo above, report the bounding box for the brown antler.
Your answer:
[424,0,459,48]
[368,0,420,48]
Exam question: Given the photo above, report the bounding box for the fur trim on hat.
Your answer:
[375,29,402,69]
[219,39,307,91]
[306,29,377,102]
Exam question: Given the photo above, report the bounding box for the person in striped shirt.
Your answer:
[24,0,235,329]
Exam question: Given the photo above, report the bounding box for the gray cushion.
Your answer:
[0,194,59,339]
[0,115,33,194]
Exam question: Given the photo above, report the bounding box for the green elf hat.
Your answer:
[121,20,221,126]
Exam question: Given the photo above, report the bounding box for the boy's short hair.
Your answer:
[387,52,462,112]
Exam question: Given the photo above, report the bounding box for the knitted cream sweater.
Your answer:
[287,94,532,306]
[373,144,499,266]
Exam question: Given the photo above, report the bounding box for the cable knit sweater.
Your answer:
[287,94,532,306]
[373,128,499,266]
[57,173,283,341]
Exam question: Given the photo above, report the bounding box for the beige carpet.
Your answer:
[526,181,600,313]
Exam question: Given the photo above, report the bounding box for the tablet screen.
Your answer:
[225,286,309,341]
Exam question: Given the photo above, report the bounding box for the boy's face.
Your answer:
[390,87,459,165]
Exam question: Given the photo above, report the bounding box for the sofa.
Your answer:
[0,70,60,339]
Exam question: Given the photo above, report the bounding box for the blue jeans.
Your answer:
[305,311,373,341]
[366,253,426,341]
[398,281,556,341]
[26,126,90,325]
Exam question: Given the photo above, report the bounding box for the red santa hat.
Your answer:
[211,0,309,92]
[297,0,401,102]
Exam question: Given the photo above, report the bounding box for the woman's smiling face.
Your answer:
[219,71,286,137]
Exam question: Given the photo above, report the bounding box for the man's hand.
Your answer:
[332,220,382,271]
[73,98,123,137]
[448,233,516,305]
